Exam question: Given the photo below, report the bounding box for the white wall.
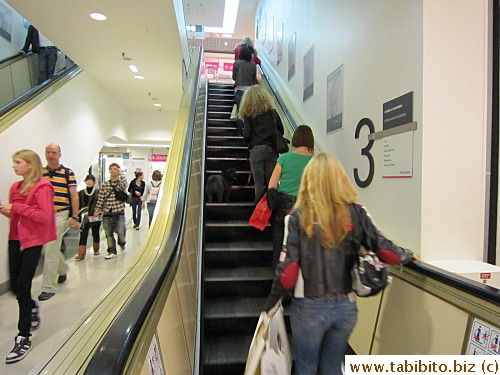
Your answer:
[0,0,28,59]
[257,0,491,262]
[0,71,128,286]
[421,0,490,261]
[257,0,423,252]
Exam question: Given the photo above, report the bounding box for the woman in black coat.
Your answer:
[128,172,145,230]
[75,175,101,260]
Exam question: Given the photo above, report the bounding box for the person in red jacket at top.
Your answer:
[0,149,56,364]
[234,36,261,65]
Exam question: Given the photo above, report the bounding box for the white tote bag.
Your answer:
[244,303,292,375]
[260,304,293,375]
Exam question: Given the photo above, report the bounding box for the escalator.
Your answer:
[201,83,274,375]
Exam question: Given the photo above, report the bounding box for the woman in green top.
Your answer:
[268,125,314,268]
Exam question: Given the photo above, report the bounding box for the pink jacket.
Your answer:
[9,178,57,249]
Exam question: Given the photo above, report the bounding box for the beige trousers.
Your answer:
[41,210,70,293]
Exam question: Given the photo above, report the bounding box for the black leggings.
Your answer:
[79,221,101,245]
[8,240,42,337]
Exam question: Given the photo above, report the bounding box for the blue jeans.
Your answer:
[291,296,358,375]
[102,213,126,254]
[147,202,157,227]
[38,47,57,84]
[131,197,142,227]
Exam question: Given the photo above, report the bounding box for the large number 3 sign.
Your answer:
[354,118,375,188]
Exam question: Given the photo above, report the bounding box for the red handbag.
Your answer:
[249,194,272,231]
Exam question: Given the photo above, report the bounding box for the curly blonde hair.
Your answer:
[295,153,358,248]
[239,86,274,119]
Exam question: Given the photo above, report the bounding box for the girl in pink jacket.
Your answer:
[0,149,56,364]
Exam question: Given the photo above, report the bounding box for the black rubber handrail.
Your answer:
[0,62,80,119]
[259,63,298,131]
[405,261,499,305]
[83,47,203,375]
[0,51,26,66]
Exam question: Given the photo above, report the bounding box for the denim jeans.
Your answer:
[131,197,142,227]
[249,145,277,203]
[38,47,57,84]
[147,202,157,227]
[291,296,358,375]
[102,213,126,254]
[9,241,42,337]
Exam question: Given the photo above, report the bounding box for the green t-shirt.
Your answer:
[277,152,313,195]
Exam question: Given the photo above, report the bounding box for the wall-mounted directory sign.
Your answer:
[382,132,413,178]
[383,91,413,130]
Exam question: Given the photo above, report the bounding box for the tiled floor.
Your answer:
[0,212,149,374]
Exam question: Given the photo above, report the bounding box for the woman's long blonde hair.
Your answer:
[239,86,274,119]
[13,149,43,195]
[295,153,358,248]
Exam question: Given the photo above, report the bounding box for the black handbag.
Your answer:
[350,205,391,297]
[351,251,390,297]
[112,185,132,204]
[271,110,290,154]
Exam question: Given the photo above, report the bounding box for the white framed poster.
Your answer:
[277,23,284,66]
[327,64,344,133]
[288,32,296,81]
[303,45,314,101]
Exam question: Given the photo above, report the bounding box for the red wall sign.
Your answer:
[480,273,491,279]
[152,154,167,162]
[205,62,219,69]
[223,62,234,71]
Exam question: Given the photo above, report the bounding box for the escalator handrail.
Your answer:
[259,55,500,307]
[0,51,30,67]
[259,63,298,132]
[0,62,80,120]
[83,47,204,375]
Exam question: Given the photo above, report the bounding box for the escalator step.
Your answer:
[203,334,252,366]
[204,266,273,282]
[205,241,272,251]
[204,297,266,319]
[205,219,269,227]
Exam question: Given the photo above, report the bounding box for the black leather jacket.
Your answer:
[265,204,414,310]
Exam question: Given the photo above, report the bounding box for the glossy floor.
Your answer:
[0,213,149,375]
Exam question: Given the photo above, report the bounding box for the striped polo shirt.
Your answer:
[42,164,77,211]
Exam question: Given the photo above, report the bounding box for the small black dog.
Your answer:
[205,168,238,203]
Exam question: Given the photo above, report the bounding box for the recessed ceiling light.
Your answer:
[128,64,138,73]
[90,13,107,21]
[134,75,144,79]
[154,103,162,107]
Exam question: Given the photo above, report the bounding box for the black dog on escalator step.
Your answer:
[205,168,238,203]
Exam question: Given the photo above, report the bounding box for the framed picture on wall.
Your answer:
[277,23,284,66]
[256,6,263,43]
[0,2,12,42]
[288,32,296,81]
[303,45,314,101]
[327,64,345,133]
[268,16,274,53]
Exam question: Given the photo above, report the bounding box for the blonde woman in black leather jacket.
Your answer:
[265,153,416,375]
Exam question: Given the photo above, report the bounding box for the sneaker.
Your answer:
[38,292,55,301]
[104,253,117,259]
[57,274,67,284]
[135,227,139,231]
[31,303,40,330]
[5,336,31,364]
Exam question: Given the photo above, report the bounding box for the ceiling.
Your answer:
[5,0,259,116]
